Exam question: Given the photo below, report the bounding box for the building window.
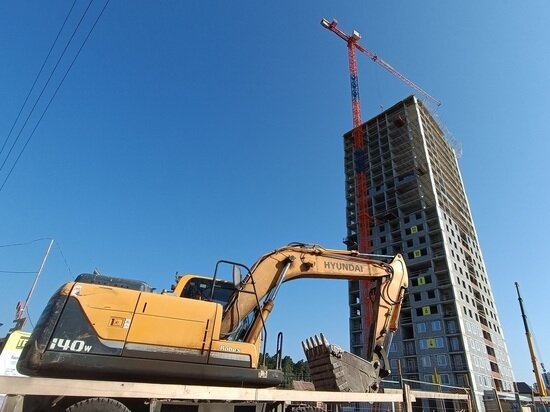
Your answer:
[437,354,448,366]
[431,320,442,331]
[440,374,450,385]
[421,356,431,367]
[408,248,427,259]
[406,358,417,371]
[416,305,439,316]
[446,320,457,334]
[404,341,415,356]
[412,275,432,287]
[450,337,461,351]
[417,322,427,333]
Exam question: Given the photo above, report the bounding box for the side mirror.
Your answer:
[232,265,242,286]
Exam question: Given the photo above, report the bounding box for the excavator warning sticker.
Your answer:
[109,317,131,328]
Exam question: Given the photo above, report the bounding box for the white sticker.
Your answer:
[71,285,81,296]
[123,319,131,329]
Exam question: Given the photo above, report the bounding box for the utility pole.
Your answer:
[12,239,54,331]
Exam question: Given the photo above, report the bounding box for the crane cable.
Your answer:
[0,0,111,194]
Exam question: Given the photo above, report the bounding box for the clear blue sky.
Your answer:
[1,1,549,386]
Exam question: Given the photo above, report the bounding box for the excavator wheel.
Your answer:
[66,398,132,412]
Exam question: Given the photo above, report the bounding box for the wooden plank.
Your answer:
[402,384,412,412]
[411,389,469,400]
[0,376,406,402]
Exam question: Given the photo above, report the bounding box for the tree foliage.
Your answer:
[261,353,311,387]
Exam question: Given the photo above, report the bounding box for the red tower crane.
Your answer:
[321,18,440,359]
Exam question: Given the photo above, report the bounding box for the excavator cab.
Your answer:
[179,276,236,306]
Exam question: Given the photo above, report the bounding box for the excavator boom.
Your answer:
[221,244,408,361]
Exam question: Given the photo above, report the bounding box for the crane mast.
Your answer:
[515,282,547,396]
[321,18,439,359]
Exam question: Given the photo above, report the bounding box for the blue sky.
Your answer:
[1,2,549,386]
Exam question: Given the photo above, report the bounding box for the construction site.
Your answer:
[1,4,549,412]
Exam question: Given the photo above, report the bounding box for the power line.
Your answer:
[0,0,96,174]
[0,237,73,277]
[0,0,111,194]
[0,270,37,274]
[53,239,74,277]
[0,0,78,161]
[0,237,52,248]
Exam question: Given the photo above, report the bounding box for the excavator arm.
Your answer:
[220,243,408,361]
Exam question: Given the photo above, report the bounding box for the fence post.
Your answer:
[402,384,412,412]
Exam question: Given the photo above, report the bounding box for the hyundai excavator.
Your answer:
[18,243,408,392]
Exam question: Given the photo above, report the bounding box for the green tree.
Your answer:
[260,353,311,388]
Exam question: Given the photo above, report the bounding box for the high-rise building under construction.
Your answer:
[344,95,514,408]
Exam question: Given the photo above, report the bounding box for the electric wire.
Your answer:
[0,237,73,278]
[0,270,37,274]
[0,0,94,171]
[0,0,78,162]
[54,239,74,277]
[0,0,96,174]
[0,0,111,194]
[0,237,52,248]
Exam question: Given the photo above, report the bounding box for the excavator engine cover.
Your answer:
[302,334,384,393]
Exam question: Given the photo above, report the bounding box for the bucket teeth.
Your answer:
[301,334,330,359]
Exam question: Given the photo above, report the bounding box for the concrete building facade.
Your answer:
[343,95,514,409]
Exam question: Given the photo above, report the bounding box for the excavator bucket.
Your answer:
[302,334,382,393]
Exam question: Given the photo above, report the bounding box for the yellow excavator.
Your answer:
[18,243,407,391]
